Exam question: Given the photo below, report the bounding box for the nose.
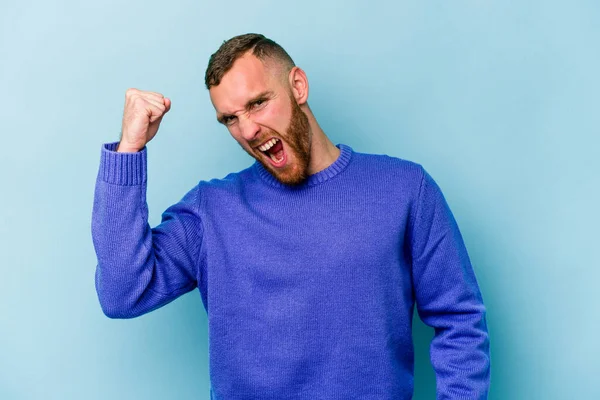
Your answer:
[238,113,261,142]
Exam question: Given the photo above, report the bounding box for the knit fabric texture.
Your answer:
[92,142,491,399]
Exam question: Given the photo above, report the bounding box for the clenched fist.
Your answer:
[117,88,171,153]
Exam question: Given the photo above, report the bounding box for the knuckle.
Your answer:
[125,88,138,97]
[132,96,147,106]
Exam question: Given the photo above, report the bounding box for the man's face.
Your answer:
[209,53,311,186]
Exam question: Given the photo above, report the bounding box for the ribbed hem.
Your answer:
[253,144,353,189]
[98,142,147,185]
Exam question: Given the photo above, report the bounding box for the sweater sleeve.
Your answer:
[409,166,491,399]
[91,142,203,319]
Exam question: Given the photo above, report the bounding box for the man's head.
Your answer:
[206,33,312,186]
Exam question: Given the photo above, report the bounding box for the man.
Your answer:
[92,33,491,399]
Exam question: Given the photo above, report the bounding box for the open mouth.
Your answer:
[257,137,286,167]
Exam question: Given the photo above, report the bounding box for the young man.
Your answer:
[92,33,491,399]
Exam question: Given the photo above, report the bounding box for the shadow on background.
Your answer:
[412,312,437,399]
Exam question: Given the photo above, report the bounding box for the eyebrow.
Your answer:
[216,90,274,124]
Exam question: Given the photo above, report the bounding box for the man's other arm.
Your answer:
[409,166,491,399]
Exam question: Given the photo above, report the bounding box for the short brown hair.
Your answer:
[205,33,295,89]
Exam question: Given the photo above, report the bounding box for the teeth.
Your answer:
[268,151,284,163]
[258,138,278,152]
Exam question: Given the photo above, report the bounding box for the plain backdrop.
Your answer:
[1,1,598,399]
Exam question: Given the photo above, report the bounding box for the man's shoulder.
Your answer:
[196,164,256,194]
[349,147,425,183]
[352,147,422,167]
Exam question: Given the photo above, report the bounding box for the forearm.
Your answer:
[418,288,491,399]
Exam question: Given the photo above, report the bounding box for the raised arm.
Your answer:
[91,89,203,318]
[409,167,491,399]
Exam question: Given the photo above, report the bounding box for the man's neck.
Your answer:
[307,127,341,175]
[304,108,341,175]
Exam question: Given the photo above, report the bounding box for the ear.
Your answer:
[288,66,309,105]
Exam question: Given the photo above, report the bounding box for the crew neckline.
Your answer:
[253,143,353,189]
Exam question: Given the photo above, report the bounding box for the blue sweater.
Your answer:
[92,142,491,399]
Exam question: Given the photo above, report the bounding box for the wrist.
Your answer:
[116,142,142,153]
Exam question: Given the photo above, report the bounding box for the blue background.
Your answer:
[1,1,598,399]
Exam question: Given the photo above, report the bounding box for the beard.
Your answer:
[243,95,312,186]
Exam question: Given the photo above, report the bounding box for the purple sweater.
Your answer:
[92,141,490,399]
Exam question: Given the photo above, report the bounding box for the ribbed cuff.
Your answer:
[98,142,147,185]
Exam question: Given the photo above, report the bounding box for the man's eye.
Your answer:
[253,99,265,108]
[224,116,236,125]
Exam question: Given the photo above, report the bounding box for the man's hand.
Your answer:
[117,88,171,153]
